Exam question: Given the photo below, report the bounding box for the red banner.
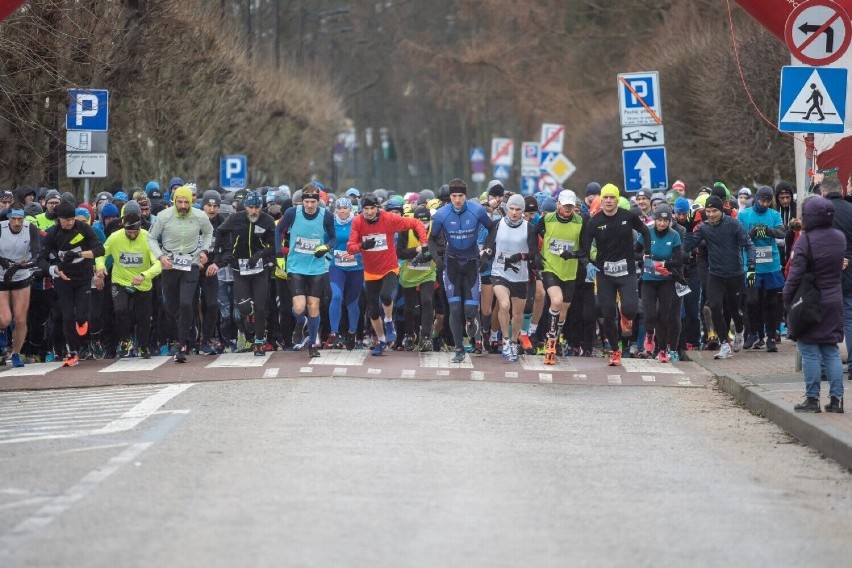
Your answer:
[0,0,25,23]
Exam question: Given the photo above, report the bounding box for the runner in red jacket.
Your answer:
[347,193,428,356]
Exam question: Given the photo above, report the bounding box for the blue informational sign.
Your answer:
[539,151,558,169]
[622,146,667,192]
[220,155,247,189]
[470,147,485,162]
[520,176,539,196]
[66,89,109,131]
[493,165,511,180]
[779,66,847,134]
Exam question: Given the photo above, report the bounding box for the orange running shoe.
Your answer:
[62,353,79,367]
[608,349,622,366]
[620,314,632,335]
[76,321,89,336]
[518,333,532,351]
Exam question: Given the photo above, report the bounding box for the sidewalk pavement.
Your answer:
[688,339,852,470]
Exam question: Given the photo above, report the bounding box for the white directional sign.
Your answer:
[544,153,576,184]
[785,0,851,66]
[540,124,565,153]
[618,72,662,126]
[621,124,665,148]
[521,141,540,168]
[622,147,667,192]
[491,138,514,166]
[66,153,108,178]
[779,65,848,133]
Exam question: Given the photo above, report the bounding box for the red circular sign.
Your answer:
[538,174,559,194]
[785,0,852,66]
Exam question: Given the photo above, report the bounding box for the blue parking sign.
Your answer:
[66,89,109,131]
[220,155,247,189]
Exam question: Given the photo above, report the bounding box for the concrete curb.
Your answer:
[713,371,852,470]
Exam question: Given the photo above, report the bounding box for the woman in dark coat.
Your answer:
[783,196,845,413]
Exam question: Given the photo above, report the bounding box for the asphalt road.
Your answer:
[1,377,850,567]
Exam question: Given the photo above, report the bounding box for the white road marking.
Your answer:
[607,375,623,385]
[538,373,553,383]
[0,363,64,377]
[436,370,450,376]
[573,374,587,381]
[206,353,268,368]
[299,367,313,373]
[367,368,382,375]
[419,352,474,369]
[263,368,279,378]
[620,359,684,374]
[642,375,656,382]
[401,369,416,378]
[470,371,484,381]
[308,351,367,366]
[98,356,170,373]
[332,367,348,375]
[504,371,518,378]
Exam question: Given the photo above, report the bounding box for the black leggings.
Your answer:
[707,274,745,338]
[364,272,398,321]
[233,270,269,341]
[54,279,91,353]
[641,279,676,349]
[199,273,219,342]
[162,267,200,347]
[112,285,153,347]
[402,283,434,338]
[596,273,639,351]
[745,285,781,339]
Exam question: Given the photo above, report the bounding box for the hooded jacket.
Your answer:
[782,196,845,344]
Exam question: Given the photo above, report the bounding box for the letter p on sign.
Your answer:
[74,94,99,126]
[226,158,242,177]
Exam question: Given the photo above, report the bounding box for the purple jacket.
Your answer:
[782,196,845,344]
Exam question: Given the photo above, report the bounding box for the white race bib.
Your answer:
[364,233,388,252]
[603,259,628,277]
[119,251,143,268]
[675,282,691,297]
[755,245,773,264]
[548,239,574,255]
[333,249,358,268]
[172,253,193,271]
[294,237,321,255]
[238,258,264,275]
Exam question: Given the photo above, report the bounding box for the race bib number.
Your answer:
[62,246,83,264]
[603,259,628,277]
[238,258,264,275]
[333,249,358,268]
[364,233,388,252]
[253,225,266,234]
[407,259,431,271]
[172,253,193,271]
[119,252,143,268]
[294,237,321,255]
[548,239,574,255]
[755,245,773,264]
[675,282,691,297]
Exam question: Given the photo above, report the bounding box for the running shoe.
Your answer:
[509,341,519,362]
[63,352,79,367]
[714,342,733,359]
[608,349,622,366]
[643,333,655,353]
[253,340,266,357]
[657,349,670,363]
[10,353,24,368]
[620,314,632,335]
[753,337,766,350]
[501,341,513,361]
[345,331,357,351]
[196,341,215,356]
[91,341,106,360]
[371,341,387,356]
[743,333,758,350]
[323,332,338,350]
[465,317,479,341]
[308,344,321,358]
[518,333,533,352]
[384,321,397,344]
[473,339,483,354]
[139,347,151,359]
[766,339,778,353]
[704,332,720,351]
[292,320,307,347]
[669,350,680,362]
[75,321,88,336]
[118,340,133,358]
[45,351,56,363]
[451,349,466,364]
[732,332,744,352]
[402,334,418,351]
[174,347,187,363]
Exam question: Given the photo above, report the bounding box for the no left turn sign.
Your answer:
[785,0,851,66]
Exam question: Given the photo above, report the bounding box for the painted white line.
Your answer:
[436,370,450,376]
[0,363,63,377]
[308,351,367,366]
[401,369,416,378]
[332,367,348,375]
[538,373,553,383]
[641,375,656,382]
[573,374,587,381]
[519,355,575,372]
[419,352,473,369]
[91,384,193,436]
[206,353,267,368]
[607,375,623,385]
[470,371,484,381]
[505,371,518,378]
[299,367,313,373]
[620,359,683,374]
[98,356,170,373]
[367,368,382,375]
[263,368,279,378]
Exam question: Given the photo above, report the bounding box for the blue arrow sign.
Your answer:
[622,146,667,192]
[779,66,847,134]
[520,176,539,196]
[220,155,247,189]
[66,89,109,131]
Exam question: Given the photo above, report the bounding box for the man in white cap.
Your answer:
[480,194,538,361]
[535,189,588,360]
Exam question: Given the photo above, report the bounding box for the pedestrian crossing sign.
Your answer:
[779,66,847,134]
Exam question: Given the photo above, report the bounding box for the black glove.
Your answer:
[560,249,577,260]
[3,263,20,284]
[0,258,10,269]
[219,252,235,266]
[248,251,265,268]
[504,253,523,273]
[63,250,81,261]
[412,250,432,266]
[361,237,376,251]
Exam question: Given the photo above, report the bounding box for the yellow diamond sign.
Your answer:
[544,153,576,184]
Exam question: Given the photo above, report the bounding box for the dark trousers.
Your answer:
[707,274,745,338]
[161,267,200,347]
[54,279,91,353]
[112,285,153,347]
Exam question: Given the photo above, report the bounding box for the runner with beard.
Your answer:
[347,192,428,356]
[147,185,214,363]
[0,203,40,367]
[213,190,276,356]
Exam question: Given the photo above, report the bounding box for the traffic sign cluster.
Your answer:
[618,72,668,192]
